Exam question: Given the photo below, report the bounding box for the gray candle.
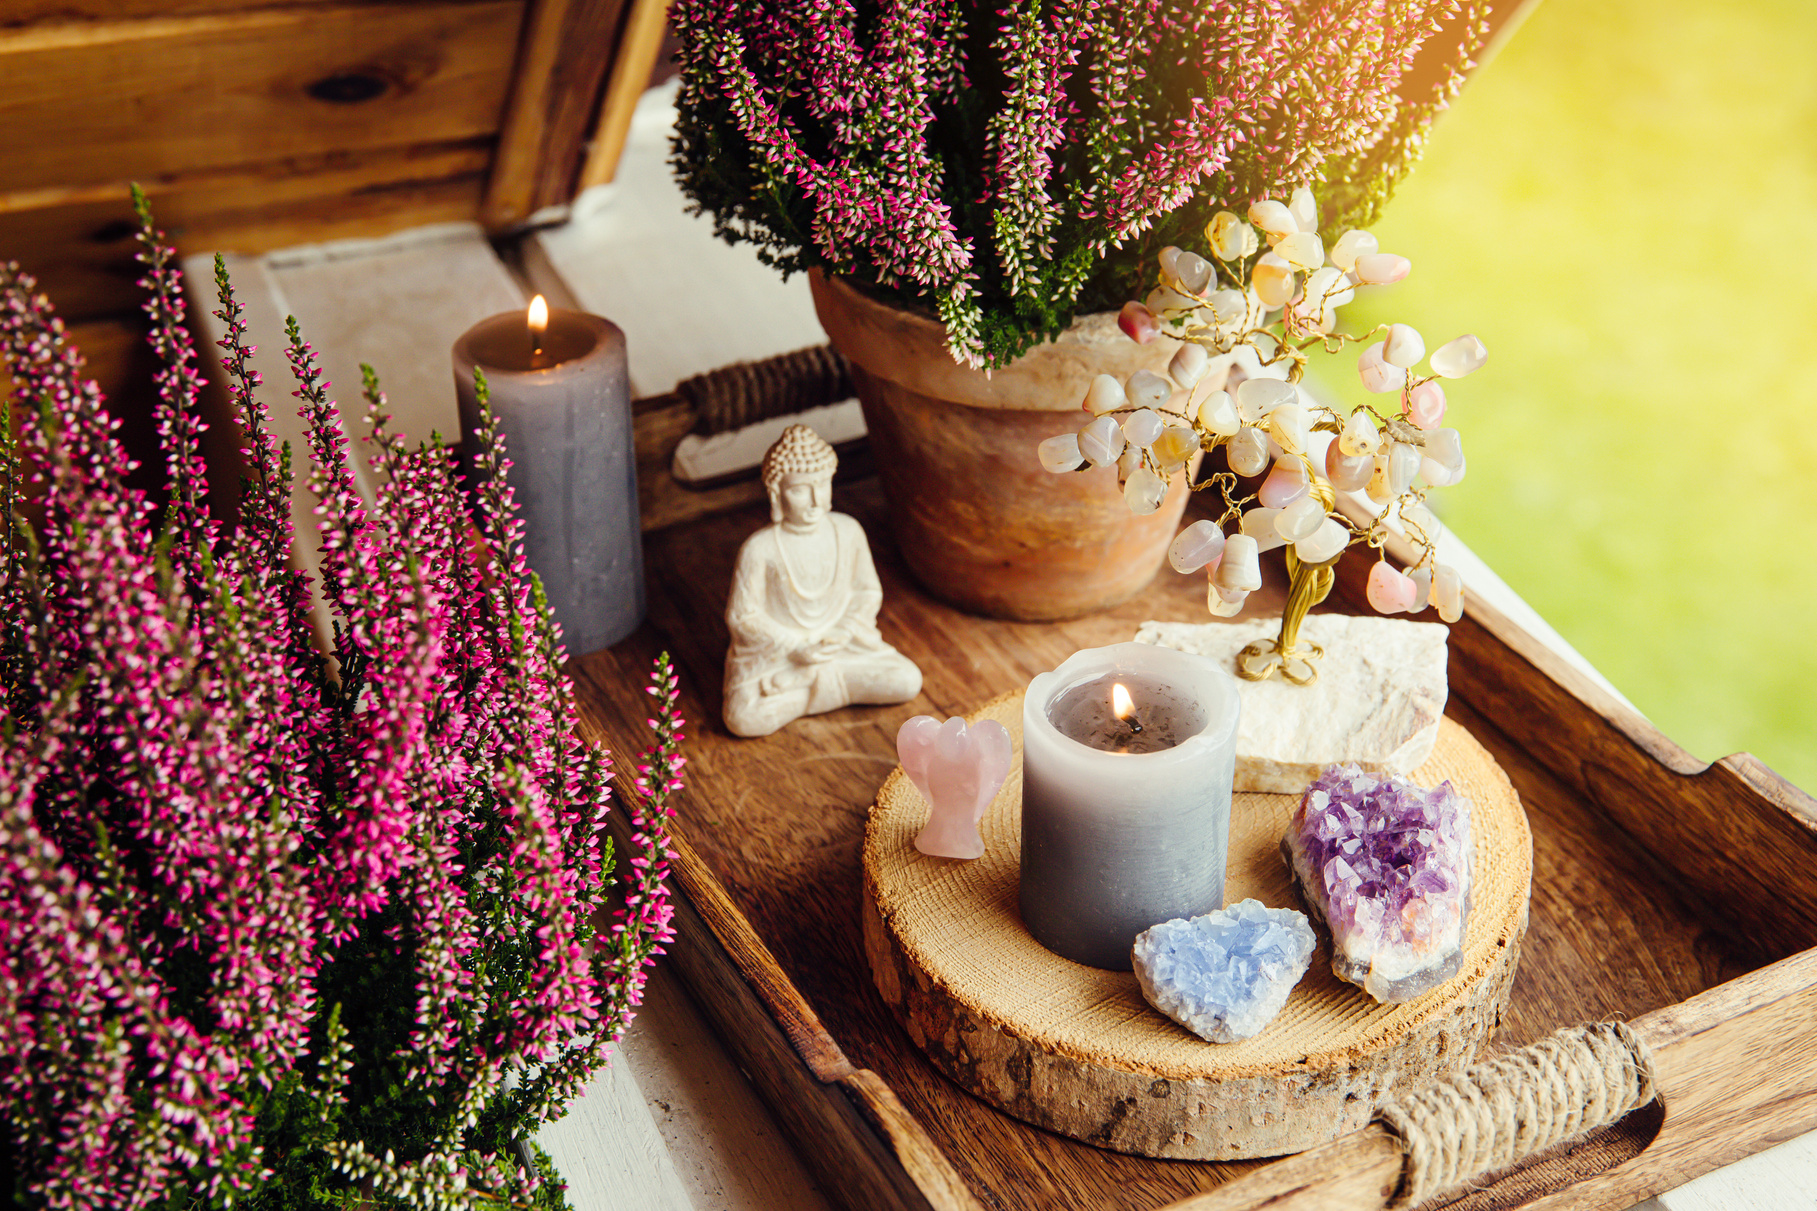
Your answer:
[1020,642,1240,970]
[454,298,643,654]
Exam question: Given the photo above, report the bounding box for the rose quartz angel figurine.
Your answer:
[897,715,1015,860]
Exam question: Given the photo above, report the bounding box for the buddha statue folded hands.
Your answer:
[723,425,922,738]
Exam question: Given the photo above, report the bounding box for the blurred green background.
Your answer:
[1311,0,1817,790]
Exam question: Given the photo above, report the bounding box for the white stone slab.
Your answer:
[1135,614,1449,793]
[671,398,865,485]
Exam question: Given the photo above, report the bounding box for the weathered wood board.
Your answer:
[573,479,1817,1211]
[0,5,522,196]
[0,3,522,320]
[0,0,666,323]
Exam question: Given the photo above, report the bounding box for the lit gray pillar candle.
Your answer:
[1020,642,1240,970]
[453,296,643,654]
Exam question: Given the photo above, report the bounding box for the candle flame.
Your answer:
[527,294,549,335]
[1111,682,1135,720]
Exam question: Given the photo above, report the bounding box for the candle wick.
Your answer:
[1126,716,1143,734]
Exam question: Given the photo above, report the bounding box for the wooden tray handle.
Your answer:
[1170,1022,1652,1210]
[1169,948,1817,1211]
[675,343,852,435]
[1375,1021,1653,1207]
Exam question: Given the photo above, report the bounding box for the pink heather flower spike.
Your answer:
[672,0,1489,368]
[0,196,678,1208]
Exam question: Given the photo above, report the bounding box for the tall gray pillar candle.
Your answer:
[453,299,644,655]
[1020,642,1240,970]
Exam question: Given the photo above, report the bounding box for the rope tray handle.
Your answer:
[677,344,854,437]
[1378,1021,1657,1207]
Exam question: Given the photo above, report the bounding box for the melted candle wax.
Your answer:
[1046,672,1206,755]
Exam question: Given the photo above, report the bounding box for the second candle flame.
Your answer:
[527,294,549,366]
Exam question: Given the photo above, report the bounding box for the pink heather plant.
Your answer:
[672,0,1488,368]
[0,190,679,1210]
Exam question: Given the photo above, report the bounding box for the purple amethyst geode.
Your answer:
[1282,764,1475,1004]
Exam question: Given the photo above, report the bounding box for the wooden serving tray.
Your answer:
[572,478,1817,1211]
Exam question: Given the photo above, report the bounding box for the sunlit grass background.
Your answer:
[1310,0,1817,790]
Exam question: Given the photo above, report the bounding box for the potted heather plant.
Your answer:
[672,0,1488,620]
[0,196,680,1209]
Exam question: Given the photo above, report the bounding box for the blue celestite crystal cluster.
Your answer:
[1131,899,1317,1043]
[1283,763,1475,1004]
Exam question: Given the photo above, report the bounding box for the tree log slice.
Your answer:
[862,692,1532,1161]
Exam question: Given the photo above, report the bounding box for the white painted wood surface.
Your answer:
[526,80,828,400]
[536,964,832,1211]
[1641,1130,1817,1211]
[182,226,522,644]
[611,966,835,1211]
[171,72,1811,1211]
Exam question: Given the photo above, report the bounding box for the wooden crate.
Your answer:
[571,477,1817,1211]
[0,0,670,324]
[0,0,671,500]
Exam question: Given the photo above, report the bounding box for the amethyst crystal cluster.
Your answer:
[1284,764,1475,1004]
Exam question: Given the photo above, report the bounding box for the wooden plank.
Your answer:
[837,1070,984,1211]
[482,0,632,229]
[63,316,152,406]
[1328,530,1817,962]
[1168,947,1817,1211]
[0,1,475,24]
[577,0,670,189]
[0,3,523,195]
[1157,1129,1404,1211]
[3,140,492,321]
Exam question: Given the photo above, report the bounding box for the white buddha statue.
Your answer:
[723,426,922,738]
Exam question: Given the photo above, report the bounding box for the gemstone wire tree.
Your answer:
[1039,188,1488,685]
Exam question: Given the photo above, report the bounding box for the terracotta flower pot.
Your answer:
[810,270,1192,621]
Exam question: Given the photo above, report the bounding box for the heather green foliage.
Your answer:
[672,0,1488,368]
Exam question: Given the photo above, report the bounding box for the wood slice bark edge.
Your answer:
[863,694,1532,1161]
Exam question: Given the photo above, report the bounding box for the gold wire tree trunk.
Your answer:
[1235,476,1340,686]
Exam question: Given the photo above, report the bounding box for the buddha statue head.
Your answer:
[761,425,839,528]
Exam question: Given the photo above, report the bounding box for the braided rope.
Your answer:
[1378,1022,1656,1208]
[678,344,854,436]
